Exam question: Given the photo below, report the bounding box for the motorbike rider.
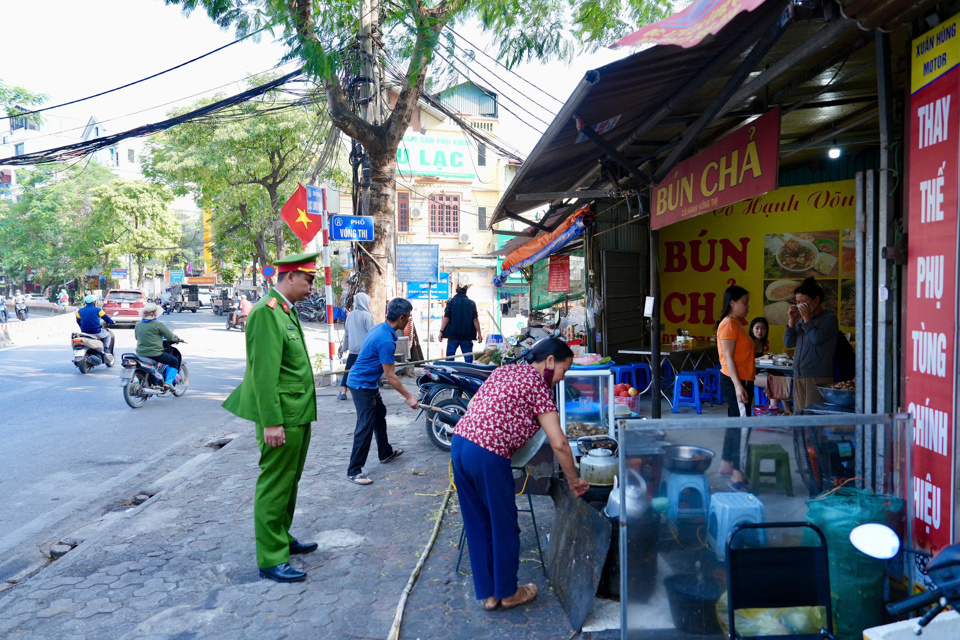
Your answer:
[231,294,253,326]
[160,289,172,313]
[135,302,183,390]
[13,290,28,319]
[76,294,116,357]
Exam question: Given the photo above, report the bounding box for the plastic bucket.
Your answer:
[665,573,723,635]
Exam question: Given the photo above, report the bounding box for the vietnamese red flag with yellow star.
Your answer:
[279,182,322,248]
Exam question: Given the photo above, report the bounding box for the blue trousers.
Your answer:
[451,435,519,600]
[445,339,474,363]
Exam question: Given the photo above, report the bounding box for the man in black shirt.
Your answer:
[440,285,482,363]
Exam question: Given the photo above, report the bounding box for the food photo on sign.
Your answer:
[659,180,857,346]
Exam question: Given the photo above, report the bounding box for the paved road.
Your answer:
[0,309,341,583]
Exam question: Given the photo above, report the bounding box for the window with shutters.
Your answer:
[429,194,460,235]
[128,149,135,163]
[477,143,486,167]
[477,206,487,231]
[397,192,410,233]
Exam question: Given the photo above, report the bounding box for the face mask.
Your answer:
[542,366,555,385]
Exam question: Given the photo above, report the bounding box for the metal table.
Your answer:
[620,342,719,405]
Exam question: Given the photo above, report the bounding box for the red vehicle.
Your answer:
[102,289,146,326]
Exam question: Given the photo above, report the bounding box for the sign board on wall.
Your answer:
[407,272,450,300]
[396,133,476,180]
[658,180,856,349]
[548,255,571,292]
[111,268,127,279]
[906,17,959,560]
[652,107,780,230]
[396,244,439,283]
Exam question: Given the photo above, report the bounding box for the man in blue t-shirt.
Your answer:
[346,297,420,485]
[76,294,116,359]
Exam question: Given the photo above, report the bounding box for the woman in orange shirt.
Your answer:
[716,285,755,492]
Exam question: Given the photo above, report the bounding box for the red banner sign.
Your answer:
[187,277,216,285]
[907,46,958,555]
[548,255,570,292]
[652,107,780,230]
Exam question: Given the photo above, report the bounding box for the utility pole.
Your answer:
[357,0,396,301]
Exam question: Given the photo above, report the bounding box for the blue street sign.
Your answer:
[111,268,127,279]
[407,272,449,300]
[330,215,375,242]
[262,265,276,278]
[396,244,439,283]
[169,269,184,283]
[306,185,323,214]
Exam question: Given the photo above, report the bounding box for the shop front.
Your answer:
[485,1,959,638]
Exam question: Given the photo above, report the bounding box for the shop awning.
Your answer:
[493,206,589,287]
[612,0,768,49]
[490,0,938,229]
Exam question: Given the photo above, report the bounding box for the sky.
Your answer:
[2,0,631,160]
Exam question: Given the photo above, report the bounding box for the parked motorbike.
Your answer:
[851,523,960,634]
[0,298,7,323]
[417,338,545,450]
[417,361,496,450]
[294,296,326,322]
[15,300,28,321]
[71,330,115,373]
[225,310,247,331]
[119,340,189,408]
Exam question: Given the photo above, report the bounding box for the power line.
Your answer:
[4,27,272,121]
[443,26,565,108]
[7,60,304,147]
[0,69,305,166]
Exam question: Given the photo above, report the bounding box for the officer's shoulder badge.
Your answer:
[281,301,290,313]
[266,297,278,309]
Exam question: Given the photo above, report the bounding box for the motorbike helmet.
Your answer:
[84,294,97,304]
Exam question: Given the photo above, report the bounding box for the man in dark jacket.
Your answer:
[76,294,116,360]
[440,285,482,363]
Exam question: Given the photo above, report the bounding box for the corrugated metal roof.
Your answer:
[490,0,935,228]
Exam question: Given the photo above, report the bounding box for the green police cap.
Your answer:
[273,252,322,274]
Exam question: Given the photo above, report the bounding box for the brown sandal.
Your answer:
[483,597,500,611]
[501,583,537,609]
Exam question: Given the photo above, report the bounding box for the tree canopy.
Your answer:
[142,80,345,281]
[0,163,116,290]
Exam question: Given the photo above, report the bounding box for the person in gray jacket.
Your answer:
[338,292,375,400]
[784,277,839,412]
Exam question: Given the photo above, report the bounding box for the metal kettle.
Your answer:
[579,448,618,486]
[604,470,649,520]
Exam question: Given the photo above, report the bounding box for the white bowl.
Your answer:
[765,279,801,302]
[776,239,819,272]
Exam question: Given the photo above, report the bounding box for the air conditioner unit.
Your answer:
[411,207,422,219]
[458,232,471,244]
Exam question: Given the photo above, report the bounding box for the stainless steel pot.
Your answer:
[579,449,618,486]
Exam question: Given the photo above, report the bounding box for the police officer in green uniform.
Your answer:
[223,252,320,583]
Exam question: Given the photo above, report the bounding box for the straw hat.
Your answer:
[140,302,161,318]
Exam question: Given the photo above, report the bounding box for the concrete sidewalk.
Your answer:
[0,385,588,639]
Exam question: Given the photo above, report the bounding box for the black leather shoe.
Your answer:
[289,539,318,555]
[258,562,307,582]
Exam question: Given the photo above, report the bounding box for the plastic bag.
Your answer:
[716,590,827,637]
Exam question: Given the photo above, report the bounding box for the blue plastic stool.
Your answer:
[704,367,724,405]
[689,370,718,407]
[659,468,710,522]
[707,492,766,561]
[660,359,676,387]
[609,364,636,387]
[754,386,770,406]
[629,363,652,393]
[671,372,703,414]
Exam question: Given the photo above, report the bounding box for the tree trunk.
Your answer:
[357,152,399,323]
[136,253,145,289]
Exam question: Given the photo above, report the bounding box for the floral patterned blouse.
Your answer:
[453,364,558,459]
